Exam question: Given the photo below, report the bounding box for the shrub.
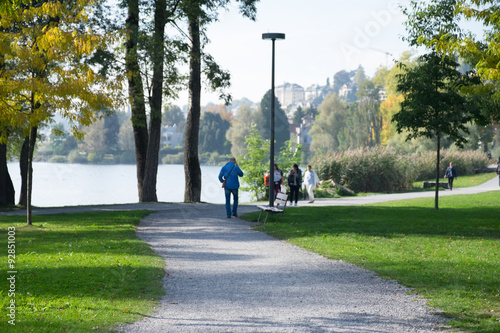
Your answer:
[87,152,104,164]
[48,155,68,163]
[67,149,87,164]
[118,151,136,164]
[162,152,184,164]
[313,147,416,193]
[313,147,491,192]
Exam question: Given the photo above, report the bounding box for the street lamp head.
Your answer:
[262,33,285,40]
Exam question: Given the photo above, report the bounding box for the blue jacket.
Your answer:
[218,162,243,189]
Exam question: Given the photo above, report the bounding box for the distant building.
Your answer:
[338,82,357,102]
[295,114,314,147]
[276,83,305,108]
[305,84,323,102]
[161,125,183,148]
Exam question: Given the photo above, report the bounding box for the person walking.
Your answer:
[304,165,320,203]
[287,164,302,206]
[218,157,244,218]
[444,162,457,190]
[496,157,500,187]
[273,164,284,199]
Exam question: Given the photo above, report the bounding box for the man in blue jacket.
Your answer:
[218,157,244,218]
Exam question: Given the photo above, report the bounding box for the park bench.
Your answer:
[422,181,449,189]
[256,191,288,223]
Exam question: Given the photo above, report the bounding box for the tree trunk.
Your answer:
[434,134,440,210]
[18,136,29,206]
[0,138,15,206]
[125,0,148,202]
[27,126,37,225]
[142,0,167,202]
[184,8,202,203]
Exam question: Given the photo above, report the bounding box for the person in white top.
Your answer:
[304,165,320,203]
[273,164,284,199]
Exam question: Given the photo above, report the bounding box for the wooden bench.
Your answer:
[422,181,449,189]
[256,191,288,223]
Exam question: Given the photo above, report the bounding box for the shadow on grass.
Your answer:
[245,205,500,240]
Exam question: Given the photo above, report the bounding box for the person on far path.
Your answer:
[496,157,500,187]
[287,164,302,206]
[273,164,283,199]
[218,157,244,218]
[444,162,457,190]
[304,165,320,203]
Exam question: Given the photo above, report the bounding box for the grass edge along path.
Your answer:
[0,210,165,333]
[243,191,500,333]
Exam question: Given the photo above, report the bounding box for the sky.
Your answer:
[174,0,414,106]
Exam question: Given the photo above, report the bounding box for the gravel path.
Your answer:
[118,204,447,332]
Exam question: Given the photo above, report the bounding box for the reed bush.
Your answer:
[313,147,490,192]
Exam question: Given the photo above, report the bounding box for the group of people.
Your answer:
[218,158,320,218]
[272,164,319,205]
[219,156,500,218]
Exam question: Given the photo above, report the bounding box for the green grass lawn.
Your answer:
[242,191,500,333]
[0,211,165,333]
[413,172,497,189]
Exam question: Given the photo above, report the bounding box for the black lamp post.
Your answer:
[262,32,285,207]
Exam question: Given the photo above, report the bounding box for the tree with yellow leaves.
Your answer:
[0,0,121,224]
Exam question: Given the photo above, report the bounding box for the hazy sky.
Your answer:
[175,0,414,106]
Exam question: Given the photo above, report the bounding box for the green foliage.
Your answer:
[394,53,482,147]
[313,146,489,193]
[67,150,88,164]
[402,0,500,120]
[162,152,184,164]
[48,155,68,163]
[257,90,290,155]
[237,125,269,200]
[199,112,231,154]
[87,152,104,164]
[245,191,500,332]
[314,146,415,193]
[0,211,165,332]
[238,125,300,200]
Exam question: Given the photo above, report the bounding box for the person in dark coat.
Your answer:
[444,162,457,190]
[287,164,302,206]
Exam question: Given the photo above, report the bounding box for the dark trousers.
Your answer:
[224,188,238,216]
[447,177,454,190]
[289,185,299,203]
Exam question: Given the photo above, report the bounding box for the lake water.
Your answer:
[6,162,252,207]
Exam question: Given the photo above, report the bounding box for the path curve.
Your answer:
[118,204,446,332]
[3,175,498,332]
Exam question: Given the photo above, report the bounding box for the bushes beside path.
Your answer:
[313,147,490,193]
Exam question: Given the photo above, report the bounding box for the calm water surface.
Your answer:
[7,162,252,207]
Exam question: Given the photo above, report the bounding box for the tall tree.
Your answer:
[199,112,230,154]
[0,0,118,224]
[124,0,183,202]
[183,1,203,202]
[257,89,290,156]
[181,0,258,202]
[226,103,258,157]
[356,79,382,146]
[403,0,500,121]
[393,53,483,210]
[309,93,349,154]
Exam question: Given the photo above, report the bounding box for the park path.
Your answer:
[116,176,498,332]
[3,175,498,332]
[118,203,447,332]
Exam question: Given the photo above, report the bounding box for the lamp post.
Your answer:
[262,32,285,207]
